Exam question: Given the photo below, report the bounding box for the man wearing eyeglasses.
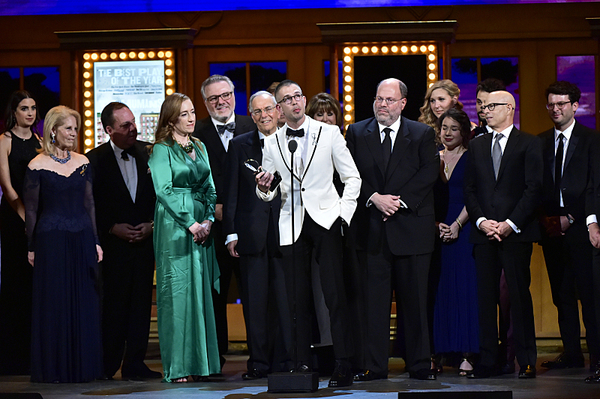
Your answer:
[464,90,543,379]
[538,81,600,378]
[255,80,361,387]
[345,78,439,381]
[193,74,256,369]
[222,91,290,380]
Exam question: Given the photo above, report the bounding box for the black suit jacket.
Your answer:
[85,140,156,250]
[540,122,600,233]
[346,116,439,256]
[222,130,280,255]
[464,127,543,244]
[192,114,255,204]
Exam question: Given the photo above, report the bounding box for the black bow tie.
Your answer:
[286,128,305,138]
[121,146,135,161]
[217,122,236,135]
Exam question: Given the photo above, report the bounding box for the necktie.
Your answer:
[554,133,565,203]
[492,132,503,179]
[217,122,236,135]
[286,128,305,138]
[121,146,135,161]
[382,128,392,169]
[260,138,264,149]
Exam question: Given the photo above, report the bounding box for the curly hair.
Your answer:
[545,81,581,103]
[418,80,463,131]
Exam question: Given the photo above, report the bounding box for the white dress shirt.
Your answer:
[111,140,137,202]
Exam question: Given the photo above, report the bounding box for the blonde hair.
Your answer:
[418,80,463,131]
[151,93,202,153]
[41,105,81,156]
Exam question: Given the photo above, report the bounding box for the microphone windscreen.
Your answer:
[288,139,298,153]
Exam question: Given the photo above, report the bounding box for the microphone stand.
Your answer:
[268,138,318,393]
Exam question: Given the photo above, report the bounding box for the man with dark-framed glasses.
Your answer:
[193,74,256,369]
[538,81,600,379]
[464,90,543,379]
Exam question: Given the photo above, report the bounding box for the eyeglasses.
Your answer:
[278,93,303,105]
[206,91,233,104]
[374,96,401,105]
[481,103,509,111]
[251,106,276,117]
[546,101,572,110]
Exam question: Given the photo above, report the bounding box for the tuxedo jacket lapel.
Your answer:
[564,126,579,171]
[386,119,410,182]
[302,124,322,180]
[364,119,386,177]
[133,142,150,204]
[102,144,133,203]
[275,129,302,182]
[497,127,521,181]
[241,130,262,164]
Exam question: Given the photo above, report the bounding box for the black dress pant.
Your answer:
[101,240,154,377]
[363,236,432,376]
[279,213,351,367]
[542,231,598,359]
[473,241,537,369]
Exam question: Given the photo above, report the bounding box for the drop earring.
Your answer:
[51,133,56,144]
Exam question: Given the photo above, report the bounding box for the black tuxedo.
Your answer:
[539,122,600,361]
[588,134,600,367]
[85,140,156,377]
[192,114,255,362]
[346,116,439,376]
[464,127,543,370]
[222,129,290,372]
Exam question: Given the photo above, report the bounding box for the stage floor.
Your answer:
[1,346,599,398]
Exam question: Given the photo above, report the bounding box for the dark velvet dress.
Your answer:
[0,132,40,375]
[432,152,479,354]
[24,163,102,383]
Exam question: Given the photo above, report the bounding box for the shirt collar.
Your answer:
[378,117,401,136]
[211,113,235,131]
[555,119,575,141]
[494,124,514,139]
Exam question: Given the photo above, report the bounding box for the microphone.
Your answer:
[288,139,298,154]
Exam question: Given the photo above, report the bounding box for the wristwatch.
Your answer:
[566,214,574,225]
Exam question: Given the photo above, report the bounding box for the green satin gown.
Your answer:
[148,140,221,382]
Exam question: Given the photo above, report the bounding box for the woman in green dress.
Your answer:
[149,93,221,383]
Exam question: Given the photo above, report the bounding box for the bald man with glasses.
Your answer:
[464,91,543,379]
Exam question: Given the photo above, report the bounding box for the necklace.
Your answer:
[443,147,466,177]
[178,141,194,153]
[50,151,71,164]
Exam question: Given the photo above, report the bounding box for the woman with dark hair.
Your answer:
[0,91,41,375]
[306,92,343,129]
[431,108,479,375]
[149,93,220,383]
[25,105,103,383]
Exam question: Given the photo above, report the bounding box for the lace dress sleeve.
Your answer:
[82,163,100,245]
[23,167,40,251]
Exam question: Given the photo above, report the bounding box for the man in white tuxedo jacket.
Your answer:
[256,80,360,388]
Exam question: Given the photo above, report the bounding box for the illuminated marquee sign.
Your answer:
[81,50,176,152]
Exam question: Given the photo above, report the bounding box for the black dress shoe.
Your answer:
[353,369,387,381]
[291,364,311,373]
[518,365,536,379]
[242,368,268,380]
[409,368,437,380]
[500,362,515,374]
[466,365,493,379]
[121,365,163,379]
[328,360,353,388]
[541,353,585,369]
[585,368,600,383]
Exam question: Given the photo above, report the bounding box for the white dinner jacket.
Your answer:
[257,116,361,246]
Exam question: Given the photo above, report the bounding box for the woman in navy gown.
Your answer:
[432,109,479,375]
[24,105,103,383]
[0,91,41,375]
